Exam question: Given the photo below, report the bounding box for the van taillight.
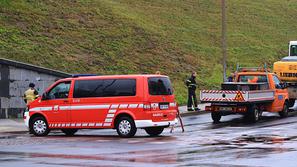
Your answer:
[143,103,151,111]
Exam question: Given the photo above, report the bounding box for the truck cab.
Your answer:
[289,41,297,56]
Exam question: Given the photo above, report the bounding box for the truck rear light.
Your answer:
[205,106,213,111]
[237,107,247,112]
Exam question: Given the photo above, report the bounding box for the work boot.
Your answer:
[188,107,194,111]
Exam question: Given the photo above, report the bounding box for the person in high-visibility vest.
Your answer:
[185,72,199,111]
[23,83,39,105]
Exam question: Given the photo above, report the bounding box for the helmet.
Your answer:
[29,83,35,88]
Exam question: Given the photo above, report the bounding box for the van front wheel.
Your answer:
[145,127,164,136]
[30,117,50,136]
[116,117,137,138]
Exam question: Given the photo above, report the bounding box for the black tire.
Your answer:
[116,116,137,138]
[144,127,164,136]
[248,105,260,123]
[61,129,78,136]
[279,102,289,118]
[211,112,221,123]
[288,99,295,108]
[30,117,50,136]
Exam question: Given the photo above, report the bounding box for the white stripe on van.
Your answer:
[119,104,128,108]
[104,118,113,123]
[106,114,115,118]
[128,104,138,108]
[70,105,110,110]
[111,104,119,109]
[29,107,52,112]
[108,109,116,113]
[138,104,144,108]
[103,123,111,126]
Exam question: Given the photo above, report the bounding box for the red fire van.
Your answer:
[24,75,178,137]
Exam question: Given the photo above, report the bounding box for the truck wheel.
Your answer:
[279,102,289,118]
[145,127,164,136]
[116,116,137,138]
[211,112,221,123]
[288,99,295,108]
[248,105,260,123]
[30,117,50,136]
[61,129,78,136]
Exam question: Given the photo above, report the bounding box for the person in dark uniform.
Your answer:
[227,73,235,82]
[186,72,199,111]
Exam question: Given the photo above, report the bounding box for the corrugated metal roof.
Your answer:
[0,58,71,78]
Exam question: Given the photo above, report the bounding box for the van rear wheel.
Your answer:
[145,127,164,136]
[116,117,137,138]
[30,117,50,136]
[61,129,78,136]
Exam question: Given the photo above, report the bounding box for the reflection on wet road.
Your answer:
[1,112,297,167]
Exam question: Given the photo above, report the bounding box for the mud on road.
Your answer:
[1,112,297,167]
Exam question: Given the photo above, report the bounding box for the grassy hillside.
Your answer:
[1,0,297,104]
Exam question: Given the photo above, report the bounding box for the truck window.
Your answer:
[148,77,173,95]
[238,75,267,83]
[73,79,136,98]
[273,75,282,89]
[290,45,297,56]
[48,81,71,99]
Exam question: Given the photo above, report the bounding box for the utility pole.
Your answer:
[221,0,227,82]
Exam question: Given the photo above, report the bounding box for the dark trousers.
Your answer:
[187,90,198,109]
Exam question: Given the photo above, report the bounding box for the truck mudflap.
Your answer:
[200,90,275,103]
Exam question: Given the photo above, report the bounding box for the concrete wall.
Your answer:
[0,65,64,118]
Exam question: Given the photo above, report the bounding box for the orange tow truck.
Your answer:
[200,67,289,123]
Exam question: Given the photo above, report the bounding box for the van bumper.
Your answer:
[24,112,30,127]
[135,118,178,128]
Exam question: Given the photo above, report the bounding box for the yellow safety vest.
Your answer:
[24,88,38,105]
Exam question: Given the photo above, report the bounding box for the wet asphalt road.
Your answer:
[1,112,297,167]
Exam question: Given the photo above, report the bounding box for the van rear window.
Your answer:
[74,79,136,98]
[148,77,173,95]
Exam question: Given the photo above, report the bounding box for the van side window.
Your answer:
[48,81,71,99]
[148,77,173,95]
[73,79,136,98]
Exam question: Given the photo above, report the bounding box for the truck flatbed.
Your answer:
[200,82,275,104]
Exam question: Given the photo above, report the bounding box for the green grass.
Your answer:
[1,0,297,104]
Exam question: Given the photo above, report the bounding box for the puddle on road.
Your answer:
[0,135,17,139]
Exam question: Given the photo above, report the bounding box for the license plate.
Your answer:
[220,107,232,111]
[160,104,169,110]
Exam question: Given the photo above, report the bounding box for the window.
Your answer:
[48,81,71,99]
[74,79,136,98]
[290,45,297,56]
[238,75,268,83]
[148,77,173,95]
[273,75,282,89]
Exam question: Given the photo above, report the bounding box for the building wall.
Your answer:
[0,65,64,118]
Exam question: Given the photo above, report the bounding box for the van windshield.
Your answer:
[148,77,173,95]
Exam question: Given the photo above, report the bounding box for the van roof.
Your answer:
[61,74,169,81]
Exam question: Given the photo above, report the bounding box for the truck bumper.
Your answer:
[135,119,178,128]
